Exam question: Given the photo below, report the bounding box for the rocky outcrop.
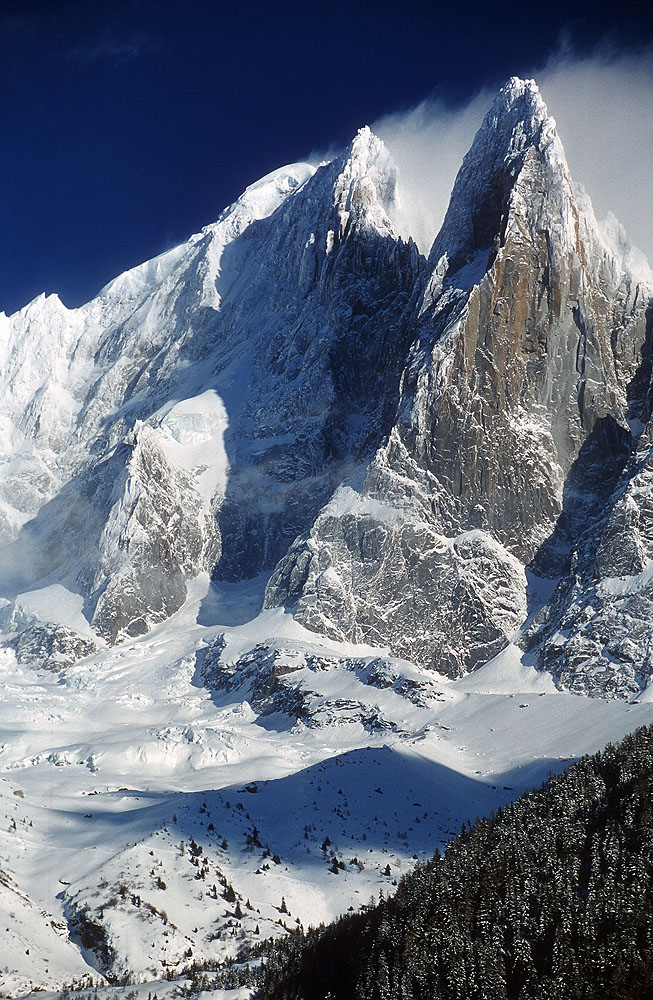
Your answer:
[7,623,97,672]
[200,635,445,727]
[82,424,220,642]
[522,416,653,698]
[266,490,526,677]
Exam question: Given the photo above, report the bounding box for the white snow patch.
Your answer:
[597,558,653,598]
[157,389,230,506]
[324,485,410,525]
[455,643,557,695]
[14,585,96,638]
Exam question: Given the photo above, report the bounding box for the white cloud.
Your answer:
[368,46,653,264]
[370,92,491,256]
[537,46,653,263]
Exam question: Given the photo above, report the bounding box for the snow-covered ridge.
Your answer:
[0,122,417,643]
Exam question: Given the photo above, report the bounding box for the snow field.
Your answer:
[1,577,652,994]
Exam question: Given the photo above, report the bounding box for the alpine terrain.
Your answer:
[0,77,652,995]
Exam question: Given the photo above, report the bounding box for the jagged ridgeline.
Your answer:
[258,724,653,1000]
[0,76,651,698]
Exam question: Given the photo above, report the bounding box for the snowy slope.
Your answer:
[0,160,316,641]
[2,579,652,993]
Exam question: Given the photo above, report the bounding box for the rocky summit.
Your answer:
[266,78,653,695]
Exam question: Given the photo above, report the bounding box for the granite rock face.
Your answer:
[266,79,653,689]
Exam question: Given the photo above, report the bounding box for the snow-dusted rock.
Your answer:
[200,634,445,726]
[8,623,97,672]
[266,78,653,691]
[265,493,527,676]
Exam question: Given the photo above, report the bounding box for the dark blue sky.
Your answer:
[2,0,651,315]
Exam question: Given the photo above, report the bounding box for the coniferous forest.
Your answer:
[257,725,653,1000]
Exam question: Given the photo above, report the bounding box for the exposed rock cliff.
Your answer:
[266,79,653,688]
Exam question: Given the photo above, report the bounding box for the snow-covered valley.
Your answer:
[2,575,652,994]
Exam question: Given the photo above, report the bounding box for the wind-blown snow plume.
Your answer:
[536,45,653,263]
[371,91,492,255]
[370,45,653,262]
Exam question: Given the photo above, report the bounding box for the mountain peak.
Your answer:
[330,127,398,237]
[484,76,550,151]
[346,125,386,165]
[429,76,562,272]
[496,75,546,112]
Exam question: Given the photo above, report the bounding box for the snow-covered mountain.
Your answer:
[0,131,423,653]
[267,78,653,695]
[1,77,652,994]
